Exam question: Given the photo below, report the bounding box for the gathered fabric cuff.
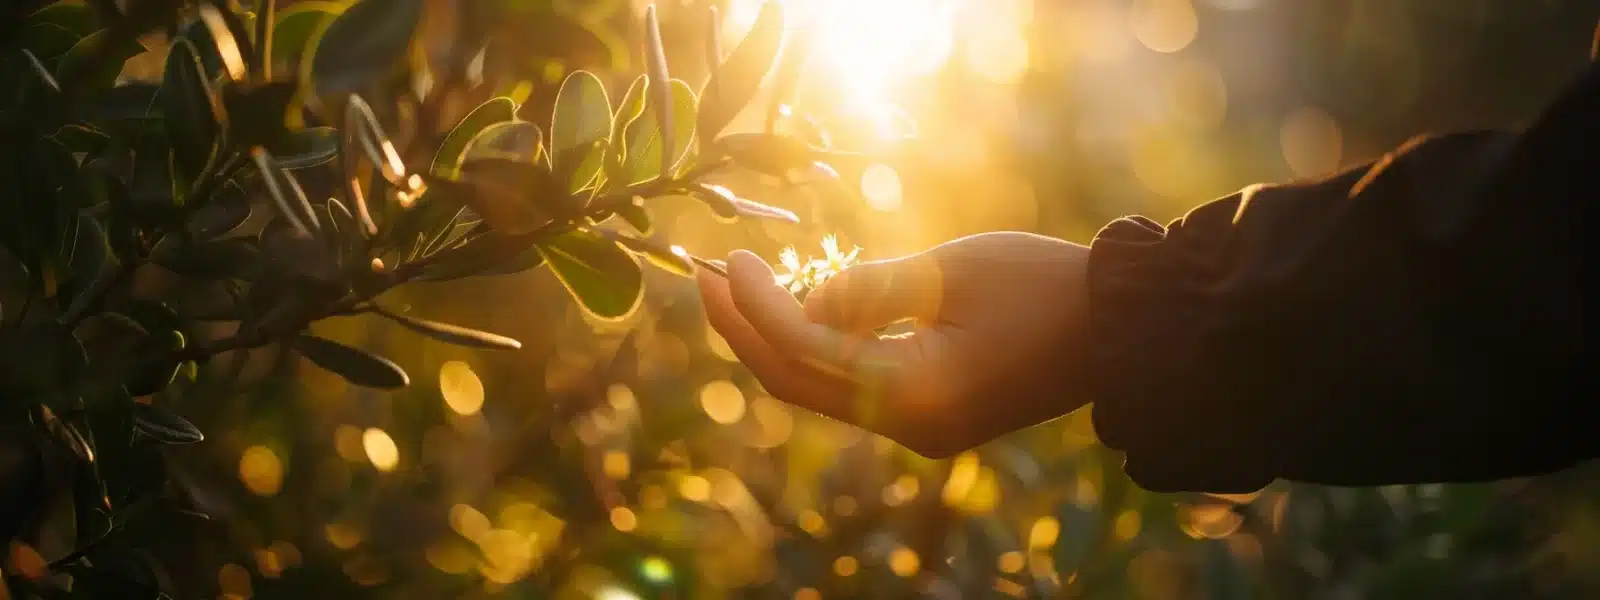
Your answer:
[1083,206,1280,494]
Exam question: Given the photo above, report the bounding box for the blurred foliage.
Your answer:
[4,0,1600,599]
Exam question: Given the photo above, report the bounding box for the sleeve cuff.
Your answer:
[1084,205,1279,493]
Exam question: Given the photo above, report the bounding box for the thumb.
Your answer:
[803,250,945,334]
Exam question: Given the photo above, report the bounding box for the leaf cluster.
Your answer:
[0,0,868,596]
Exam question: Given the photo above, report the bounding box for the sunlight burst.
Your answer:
[727,0,959,117]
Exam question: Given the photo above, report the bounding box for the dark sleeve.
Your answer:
[1084,62,1599,494]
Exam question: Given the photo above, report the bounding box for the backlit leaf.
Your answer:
[538,229,643,321]
[131,403,204,444]
[433,96,518,178]
[295,334,410,389]
[373,308,523,350]
[308,0,424,99]
[698,1,784,147]
[160,37,222,182]
[550,70,611,191]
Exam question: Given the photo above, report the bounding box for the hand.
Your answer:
[698,232,1093,457]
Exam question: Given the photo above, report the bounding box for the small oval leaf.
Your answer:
[599,230,695,277]
[698,1,784,147]
[538,229,644,321]
[269,126,340,169]
[295,334,410,389]
[161,37,222,181]
[132,403,205,444]
[550,70,612,187]
[309,0,425,99]
[433,97,518,178]
[272,1,343,68]
[373,307,522,350]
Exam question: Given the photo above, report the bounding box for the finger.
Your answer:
[698,269,860,421]
[725,250,917,381]
[803,251,946,333]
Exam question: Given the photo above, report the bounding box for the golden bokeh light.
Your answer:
[889,547,921,577]
[1114,510,1143,541]
[362,428,400,472]
[1028,516,1061,549]
[794,588,822,600]
[439,360,485,416]
[698,380,747,424]
[1131,0,1198,54]
[748,395,795,448]
[831,495,857,517]
[860,164,904,212]
[997,550,1025,573]
[334,425,365,462]
[325,523,362,550]
[450,504,491,542]
[425,540,476,574]
[832,555,859,577]
[218,563,252,599]
[797,509,828,536]
[1281,105,1344,177]
[678,474,712,502]
[882,474,920,506]
[609,506,638,532]
[240,445,284,496]
[477,529,535,584]
[603,450,631,479]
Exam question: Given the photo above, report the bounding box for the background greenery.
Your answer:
[6,0,1600,599]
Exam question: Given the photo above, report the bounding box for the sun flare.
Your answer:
[726,0,959,116]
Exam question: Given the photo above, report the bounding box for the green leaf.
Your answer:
[222,79,299,150]
[269,126,339,169]
[271,1,343,68]
[54,123,110,155]
[131,403,204,444]
[704,5,725,70]
[600,230,694,277]
[55,29,147,97]
[461,121,544,164]
[87,82,160,123]
[442,158,568,235]
[432,97,518,178]
[65,217,111,290]
[160,37,222,183]
[294,334,410,389]
[372,307,522,350]
[698,1,784,148]
[616,201,652,235]
[154,238,261,280]
[124,329,185,397]
[28,2,95,39]
[179,8,250,80]
[254,0,277,79]
[252,148,320,234]
[538,229,643,321]
[186,179,252,240]
[17,22,83,72]
[604,74,648,181]
[309,0,425,99]
[621,79,697,185]
[690,183,798,223]
[550,70,611,191]
[713,131,817,177]
[766,21,816,132]
[643,6,674,180]
[417,231,544,282]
